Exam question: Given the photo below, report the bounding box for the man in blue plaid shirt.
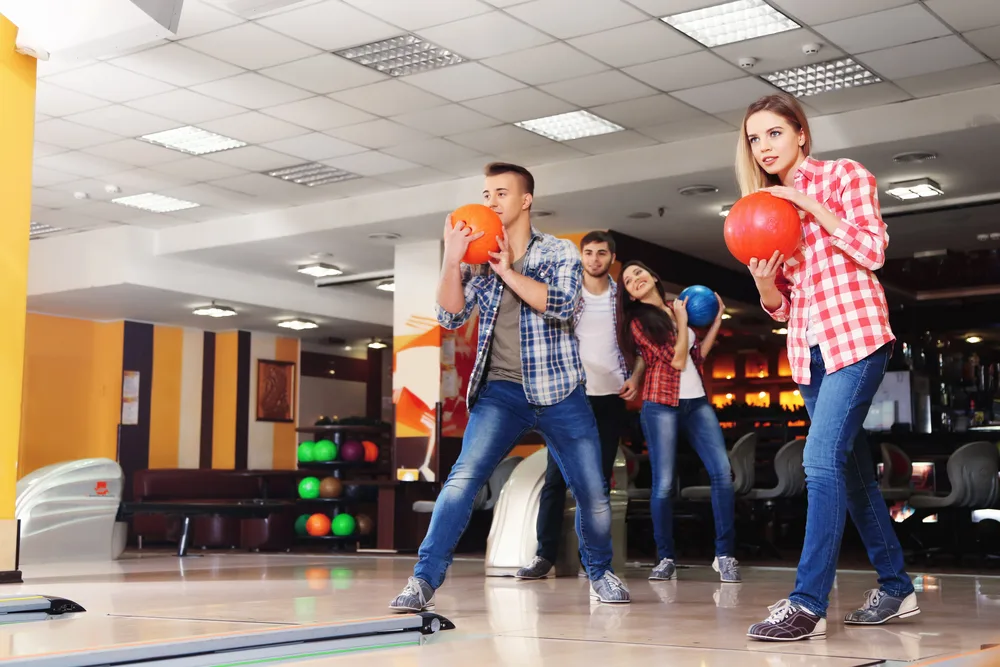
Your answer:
[390,163,631,612]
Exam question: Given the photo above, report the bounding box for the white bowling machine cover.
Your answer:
[16,458,126,564]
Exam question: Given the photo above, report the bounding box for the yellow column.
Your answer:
[0,14,37,576]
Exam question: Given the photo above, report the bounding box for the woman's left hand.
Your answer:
[764,185,819,216]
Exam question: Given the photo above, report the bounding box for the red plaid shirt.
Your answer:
[630,315,705,407]
[764,156,895,384]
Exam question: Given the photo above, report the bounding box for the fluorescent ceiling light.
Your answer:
[140,126,246,155]
[661,0,799,48]
[764,58,881,98]
[721,313,732,320]
[368,339,387,349]
[335,34,465,77]
[885,178,943,201]
[267,163,361,187]
[30,221,62,238]
[515,110,623,142]
[112,192,200,213]
[298,262,342,278]
[278,319,319,331]
[193,303,236,318]
[376,279,395,292]
[966,336,983,344]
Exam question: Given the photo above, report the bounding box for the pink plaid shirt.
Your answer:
[763,156,895,385]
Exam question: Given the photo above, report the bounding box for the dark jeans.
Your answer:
[414,381,614,588]
[535,393,626,564]
[790,343,914,617]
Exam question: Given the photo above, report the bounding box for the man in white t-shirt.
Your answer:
[516,231,643,579]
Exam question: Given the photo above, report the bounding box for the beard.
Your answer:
[584,264,610,278]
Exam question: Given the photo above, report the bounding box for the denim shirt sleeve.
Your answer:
[436,263,478,330]
[543,240,583,321]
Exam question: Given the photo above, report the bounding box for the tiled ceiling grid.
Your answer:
[29,0,1000,238]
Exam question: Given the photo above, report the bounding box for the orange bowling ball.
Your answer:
[305,513,331,536]
[450,204,502,265]
[361,440,379,463]
[723,191,802,266]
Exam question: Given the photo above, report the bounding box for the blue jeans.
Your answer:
[414,381,614,589]
[640,396,736,561]
[790,344,914,617]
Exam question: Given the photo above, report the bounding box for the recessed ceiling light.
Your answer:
[764,58,881,98]
[113,193,200,213]
[267,163,361,187]
[885,178,943,201]
[661,0,799,48]
[772,327,788,335]
[679,184,719,196]
[140,126,246,155]
[334,34,465,77]
[298,262,343,278]
[515,110,624,142]
[966,336,983,344]
[193,302,236,318]
[376,279,395,292]
[721,313,732,320]
[30,221,62,238]
[627,212,652,219]
[368,338,388,349]
[368,232,401,240]
[893,151,937,164]
[278,319,319,331]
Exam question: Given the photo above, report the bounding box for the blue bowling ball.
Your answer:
[678,285,719,327]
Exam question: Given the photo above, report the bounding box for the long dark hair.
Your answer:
[616,260,676,368]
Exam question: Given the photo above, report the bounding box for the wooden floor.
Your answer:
[4,552,1000,665]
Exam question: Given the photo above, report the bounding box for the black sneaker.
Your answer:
[844,589,920,625]
[515,556,553,579]
[389,577,434,612]
[747,599,827,641]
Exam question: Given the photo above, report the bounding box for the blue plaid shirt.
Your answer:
[436,228,584,407]
[573,277,630,382]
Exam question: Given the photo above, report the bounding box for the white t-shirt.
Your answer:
[678,326,706,399]
[577,286,626,396]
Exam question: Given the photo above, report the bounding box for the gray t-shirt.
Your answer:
[486,255,526,385]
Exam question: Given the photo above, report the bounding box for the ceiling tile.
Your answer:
[31,187,96,210]
[382,138,486,166]
[35,82,109,117]
[404,62,526,102]
[163,205,235,222]
[181,23,320,70]
[671,77,778,114]
[34,119,121,149]
[262,133,367,161]
[200,111,311,143]
[858,36,986,80]
[323,151,420,176]
[330,80,449,116]
[32,166,80,187]
[567,20,700,68]
[926,0,1000,31]
[494,142,588,166]
[965,26,1000,60]
[126,90,245,124]
[258,1,400,50]
[894,62,1000,98]
[448,125,553,153]
[816,4,951,55]
[483,43,608,86]
[43,63,175,103]
[262,96,375,130]
[63,105,178,137]
[148,157,249,181]
[540,70,657,107]
[636,115,736,143]
[377,167,456,188]
[714,28,846,74]
[36,58,95,79]
[84,139,189,166]
[327,119,431,149]
[482,0,533,6]
[103,168,199,192]
[210,173,308,198]
[417,11,553,59]
[623,0,720,15]
[204,145,304,170]
[33,151,134,178]
[769,0,913,25]
[109,43,243,87]
[788,81,911,115]
[31,206,116,228]
[590,94,703,128]
[624,51,744,92]
[462,88,575,122]
[158,183,266,214]
[506,0,647,39]
[259,53,388,94]
[171,0,244,39]
[392,104,500,135]
[33,142,65,159]
[565,129,659,154]
[343,0,492,30]
[192,73,312,109]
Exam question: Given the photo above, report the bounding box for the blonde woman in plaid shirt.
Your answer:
[738,93,919,642]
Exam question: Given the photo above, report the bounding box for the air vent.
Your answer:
[678,184,718,196]
[893,151,937,164]
[627,212,652,219]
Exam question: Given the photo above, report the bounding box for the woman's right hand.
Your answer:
[748,250,783,289]
[672,296,688,327]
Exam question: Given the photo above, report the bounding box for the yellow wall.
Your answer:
[149,326,183,468]
[19,315,124,477]
[212,332,239,469]
[272,337,300,469]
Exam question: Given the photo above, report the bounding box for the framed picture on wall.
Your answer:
[257,359,295,423]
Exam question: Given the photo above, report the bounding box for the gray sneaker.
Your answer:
[844,589,920,625]
[515,556,553,579]
[649,558,676,580]
[590,572,631,603]
[713,555,741,583]
[389,576,434,612]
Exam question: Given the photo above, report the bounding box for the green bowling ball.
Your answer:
[297,441,316,462]
[298,476,321,499]
[331,513,355,536]
[312,439,337,462]
[294,514,310,536]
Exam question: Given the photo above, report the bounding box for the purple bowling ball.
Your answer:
[340,439,365,462]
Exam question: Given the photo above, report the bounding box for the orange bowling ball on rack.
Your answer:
[449,204,503,265]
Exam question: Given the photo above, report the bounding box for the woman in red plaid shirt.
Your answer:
[615,260,740,585]
[738,93,918,643]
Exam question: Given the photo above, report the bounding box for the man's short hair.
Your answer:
[484,162,534,195]
[580,230,615,255]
